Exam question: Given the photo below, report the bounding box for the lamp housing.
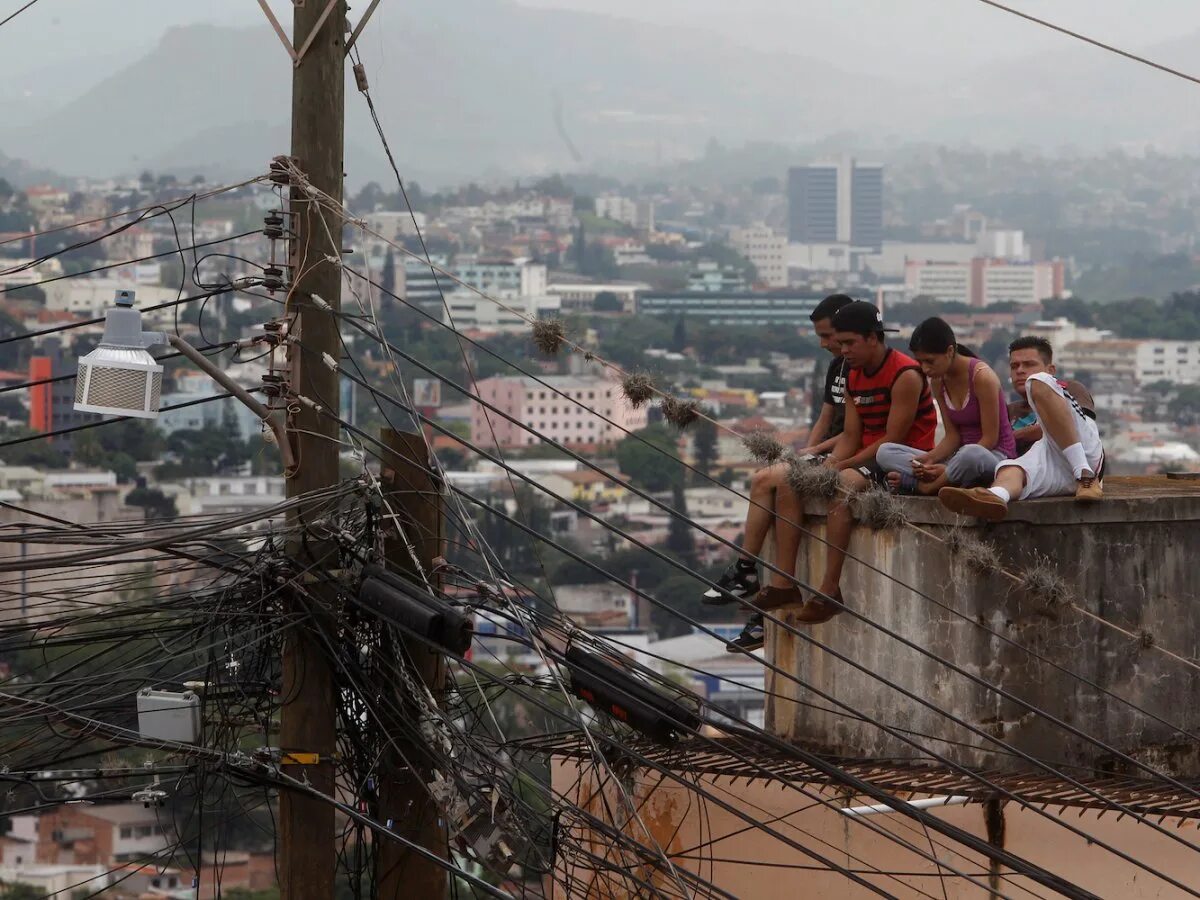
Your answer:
[74,290,164,419]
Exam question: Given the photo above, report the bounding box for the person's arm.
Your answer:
[974,365,1003,451]
[805,432,842,455]
[826,395,862,466]
[920,378,959,465]
[1014,423,1042,444]
[804,403,835,450]
[836,369,925,470]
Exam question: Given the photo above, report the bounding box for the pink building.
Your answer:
[471,376,648,450]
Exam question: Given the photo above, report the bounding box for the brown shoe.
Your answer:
[794,590,843,625]
[755,585,805,610]
[938,486,1008,522]
[1075,475,1103,503]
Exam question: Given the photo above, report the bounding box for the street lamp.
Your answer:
[74,289,295,471]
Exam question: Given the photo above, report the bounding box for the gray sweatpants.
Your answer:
[876,442,1008,488]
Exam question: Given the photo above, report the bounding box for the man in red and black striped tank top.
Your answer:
[785,301,937,625]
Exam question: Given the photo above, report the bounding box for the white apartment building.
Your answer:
[364,210,427,242]
[594,195,654,231]
[1055,338,1200,385]
[904,261,972,304]
[546,281,648,313]
[453,257,547,299]
[729,227,787,288]
[43,279,177,316]
[440,290,561,331]
[904,258,1064,306]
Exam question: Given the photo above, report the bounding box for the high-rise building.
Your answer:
[787,164,838,244]
[850,163,883,250]
[787,158,883,251]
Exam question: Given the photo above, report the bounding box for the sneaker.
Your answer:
[1075,474,1103,503]
[755,585,806,610]
[703,559,760,605]
[794,590,843,625]
[938,486,1008,522]
[726,614,764,652]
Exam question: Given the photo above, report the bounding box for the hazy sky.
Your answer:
[4,0,1200,81]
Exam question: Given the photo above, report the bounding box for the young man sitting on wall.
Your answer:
[721,301,937,650]
[939,336,1103,521]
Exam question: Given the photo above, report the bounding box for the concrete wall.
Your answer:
[766,485,1200,775]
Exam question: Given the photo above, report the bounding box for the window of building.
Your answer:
[120,826,133,839]
[244,482,257,495]
[136,825,153,838]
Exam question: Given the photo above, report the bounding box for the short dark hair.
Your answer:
[810,293,854,324]
[1009,336,1053,364]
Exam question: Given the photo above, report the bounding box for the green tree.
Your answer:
[615,425,682,493]
[671,315,688,353]
[692,418,718,479]
[125,486,178,520]
[381,248,397,297]
[665,484,696,565]
[592,290,622,312]
[0,881,47,899]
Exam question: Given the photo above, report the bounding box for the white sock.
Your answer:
[988,486,1011,504]
[1062,443,1091,480]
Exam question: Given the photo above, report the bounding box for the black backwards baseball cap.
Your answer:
[832,300,899,335]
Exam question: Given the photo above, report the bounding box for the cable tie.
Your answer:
[311,293,331,311]
[321,352,338,371]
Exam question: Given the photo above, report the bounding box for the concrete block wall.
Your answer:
[766,482,1200,775]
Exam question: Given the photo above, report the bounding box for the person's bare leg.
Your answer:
[992,466,1026,499]
[766,481,804,588]
[1029,380,1094,476]
[741,463,785,560]
[818,469,868,596]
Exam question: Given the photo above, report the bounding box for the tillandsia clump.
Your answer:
[742,430,786,465]
[850,488,908,530]
[531,317,567,356]
[620,372,655,409]
[944,526,1003,574]
[785,455,840,499]
[1019,554,1071,608]
[660,396,702,430]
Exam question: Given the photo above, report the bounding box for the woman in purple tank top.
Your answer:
[877,317,1016,494]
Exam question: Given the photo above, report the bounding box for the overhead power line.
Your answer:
[973,0,1200,87]
[0,0,41,31]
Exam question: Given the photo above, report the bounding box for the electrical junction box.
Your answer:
[137,689,201,744]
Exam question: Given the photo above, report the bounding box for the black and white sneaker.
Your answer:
[703,559,759,606]
[726,614,764,652]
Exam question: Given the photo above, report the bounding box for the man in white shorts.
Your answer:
[937,340,1103,522]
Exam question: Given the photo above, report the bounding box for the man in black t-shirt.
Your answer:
[704,293,855,649]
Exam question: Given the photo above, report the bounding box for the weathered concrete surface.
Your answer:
[766,477,1200,775]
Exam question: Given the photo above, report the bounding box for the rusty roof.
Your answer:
[523,731,1200,820]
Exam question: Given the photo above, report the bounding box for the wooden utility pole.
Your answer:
[279,1,346,898]
[376,428,449,898]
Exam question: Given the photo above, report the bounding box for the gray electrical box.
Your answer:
[136,689,200,744]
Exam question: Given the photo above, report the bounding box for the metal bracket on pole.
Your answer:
[293,0,343,66]
[257,0,298,62]
[345,0,382,56]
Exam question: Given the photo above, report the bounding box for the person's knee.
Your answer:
[875,443,905,470]
[750,465,778,492]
